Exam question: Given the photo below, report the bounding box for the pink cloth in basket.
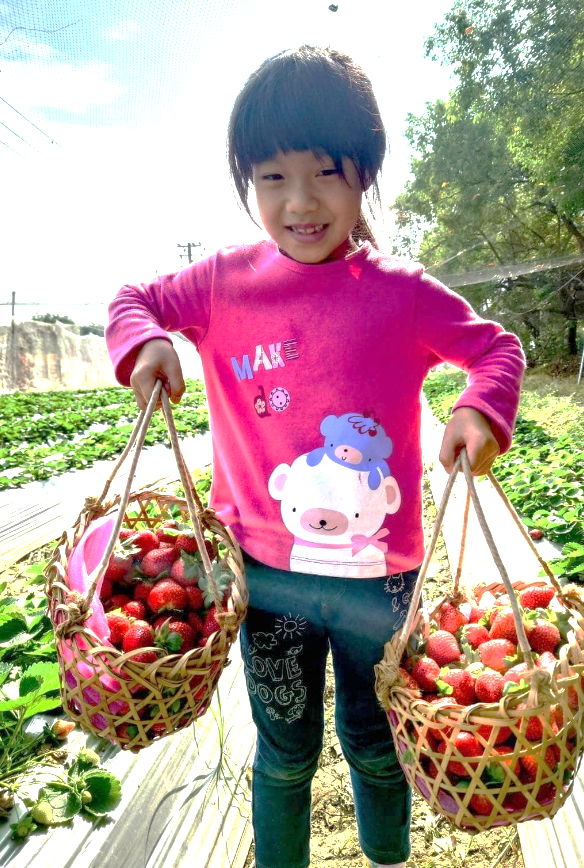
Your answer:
[64,512,122,693]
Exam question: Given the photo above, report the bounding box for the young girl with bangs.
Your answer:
[106,45,524,868]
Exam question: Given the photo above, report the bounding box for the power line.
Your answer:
[0,96,61,147]
[0,120,42,153]
[0,21,79,47]
[0,138,29,161]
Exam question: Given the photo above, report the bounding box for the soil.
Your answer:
[242,476,525,868]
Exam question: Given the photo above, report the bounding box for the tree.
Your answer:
[391,0,584,360]
[32,313,75,326]
[425,0,584,242]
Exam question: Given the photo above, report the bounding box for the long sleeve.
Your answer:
[105,258,214,385]
[414,272,525,452]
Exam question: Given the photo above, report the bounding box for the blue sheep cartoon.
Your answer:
[306,413,393,490]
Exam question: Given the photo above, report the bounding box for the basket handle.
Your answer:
[78,380,222,612]
[395,448,547,667]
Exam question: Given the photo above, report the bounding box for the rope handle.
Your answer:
[76,380,223,612]
[395,447,563,667]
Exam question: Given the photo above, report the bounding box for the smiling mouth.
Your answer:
[309,524,337,532]
[288,224,326,235]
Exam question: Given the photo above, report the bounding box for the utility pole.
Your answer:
[177,242,202,264]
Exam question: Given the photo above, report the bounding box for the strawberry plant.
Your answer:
[0,563,122,838]
[0,379,209,491]
[424,369,584,581]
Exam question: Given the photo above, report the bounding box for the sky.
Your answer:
[0,0,456,325]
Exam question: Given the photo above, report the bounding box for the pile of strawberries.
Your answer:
[394,583,582,818]
[98,519,232,662]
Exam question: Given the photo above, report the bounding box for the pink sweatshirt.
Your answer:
[106,241,524,578]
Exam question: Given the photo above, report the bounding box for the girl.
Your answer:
[106,45,525,868]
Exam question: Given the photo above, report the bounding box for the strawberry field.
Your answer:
[423,367,584,583]
[2,367,583,867]
[0,379,209,490]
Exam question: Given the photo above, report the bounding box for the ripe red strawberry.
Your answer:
[104,551,134,582]
[106,612,131,645]
[475,670,505,703]
[411,657,441,693]
[516,703,544,741]
[469,605,487,624]
[520,745,559,782]
[147,579,188,614]
[426,631,461,666]
[116,722,139,742]
[479,639,516,673]
[156,522,179,545]
[170,551,203,587]
[528,622,561,654]
[461,623,490,649]
[439,669,476,705]
[528,528,544,541]
[133,580,156,602]
[503,662,531,684]
[122,620,157,663]
[535,782,557,805]
[477,723,512,745]
[447,731,482,776]
[535,651,558,671]
[519,586,555,610]
[175,530,199,554]
[396,667,421,692]
[185,585,204,610]
[492,744,520,774]
[123,599,147,620]
[156,619,197,654]
[469,794,492,815]
[504,791,528,812]
[201,606,220,640]
[187,611,205,634]
[148,722,169,738]
[425,695,457,742]
[103,593,131,612]
[99,578,114,601]
[489,608,519,644]
[141,546,179,578]
[438,602,468,634]
[131,529,159,558]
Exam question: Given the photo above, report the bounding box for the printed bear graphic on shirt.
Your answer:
[268,414,400,578]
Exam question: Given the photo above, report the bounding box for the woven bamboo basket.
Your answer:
[375,448,584,831]
[45,381,248,751]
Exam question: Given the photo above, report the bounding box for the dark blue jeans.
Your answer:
[240,554,417,868]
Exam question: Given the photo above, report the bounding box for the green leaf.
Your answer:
[0,617,29,644]
[79,770,122,816]
[39,782,82,823]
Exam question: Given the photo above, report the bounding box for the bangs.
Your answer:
[228,46,387,213]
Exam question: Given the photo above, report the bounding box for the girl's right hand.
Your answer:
[129,339,186,411]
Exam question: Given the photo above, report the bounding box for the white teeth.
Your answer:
[292,225,324,235]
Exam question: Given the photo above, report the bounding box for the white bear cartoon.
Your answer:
[268,453,401,578]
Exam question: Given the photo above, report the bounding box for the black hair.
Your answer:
[227,45,387,246]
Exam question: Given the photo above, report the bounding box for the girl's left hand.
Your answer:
[439,406,500,476]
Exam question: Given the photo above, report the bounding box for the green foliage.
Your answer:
[392,0,584,362]
[423,369,584,580]
[0,379,209,491]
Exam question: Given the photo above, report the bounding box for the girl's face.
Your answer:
[252,149,364,264]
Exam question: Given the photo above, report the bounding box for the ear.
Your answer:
[383,476,401,515]
[268,463,291,500]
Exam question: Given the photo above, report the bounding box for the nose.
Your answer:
[287,182,318,215]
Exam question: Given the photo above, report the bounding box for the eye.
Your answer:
[261,173,284,181]
[355,513,360,518]
[292,507,296,512]
[318,168,339,177]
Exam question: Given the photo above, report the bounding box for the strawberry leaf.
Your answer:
[436,679,454,696]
